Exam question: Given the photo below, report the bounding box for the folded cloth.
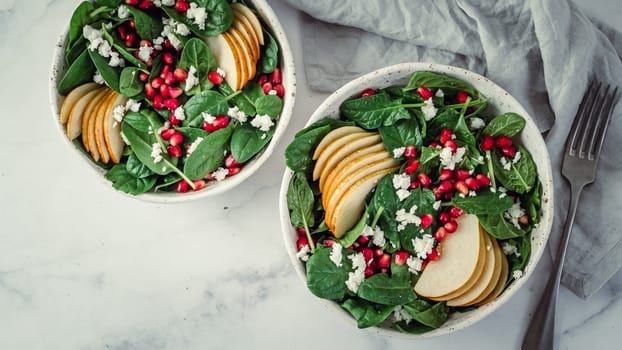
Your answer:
[282,0,622,299]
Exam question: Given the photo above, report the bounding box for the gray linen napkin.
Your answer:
[282,0,622,299]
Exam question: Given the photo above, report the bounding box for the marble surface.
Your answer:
[0,0,620,349]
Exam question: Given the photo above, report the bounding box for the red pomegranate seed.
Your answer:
[175,180,189,193]
[418,173,432,188]
[439,212,450,224]
[427,248,440,261]
[435,227,447,241]
[202,121,217,133]
[295,227,307,236]
[373,248,384,257]
[439,169,453,181]
[169,113,180,126]
[167,144,182,158]
[454,180,469,195]
[465,177,480,191]
[163,52,174,65]
[257,74,268,86]
[125,32,137,47]
[126,0,139,5]
[323,239,335,248]
[262,82,273,95]
[444,220,458,233]
[225,154,240,168]
[296,237,309,251]
[168,86,183,99]
[173,67,188,82]
[404,145,417,159]
[138,0,151,10]
[417,86,433,100]
[444,140,458,153]
[161,66,173,79]
[364,266,375,277]
[429,141,440,148]
[151,77,164,89]
[160,128,176,141]
[361,88,376,97]
[208,70,224,85]
[360,247,373,263]
[495,135,513,148]
[476,174,491,187]
[228,167,241,176]
[394,251,410,266]
[175,0,190,12]
[449,206,464,218]
[192,180,206,191]
[139,72,149,82]
[501,146,516,158]
[457,91,469,104]
[273,84,285,98]
[269,67,282,84]
[128,20,136,29]
[409,180,420,189]
[168,132,184,146]
[164,98,179,110]
[139,39,152,48]
[164,72,176,86]
[160,84,170,98]
[480,135,495,151]
[213,116,230,129]
[152,95,165,109]
[455,169,471,180]
[144,83,156,99]
[421,213,434,229]
[404,160,420,175]
[440,128,453,144]
[377,253,391,269]
[117,26,127,40]
[357,235,370,245]
[444,192,454,201]
[437,180,453,194]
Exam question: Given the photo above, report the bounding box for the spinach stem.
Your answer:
[486,150,497,188]
[402,103,425,109]
[303,216,316,252]
[371,207,384,227]
[90,6,111,19]
[459,96,471,118]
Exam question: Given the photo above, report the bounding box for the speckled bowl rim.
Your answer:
[48,0,296,203]
[279,62,554,338]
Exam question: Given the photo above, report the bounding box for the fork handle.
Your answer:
[521,182,585,350]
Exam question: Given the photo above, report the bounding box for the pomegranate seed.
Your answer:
[444,140,458,153]
[168,132,184,146]
[257,74,268,86]
[440,128,453,144]
[454,180,469,195]
[439,212,450,224]
[128,20,136,29]
[167,144,182,158]
[175,0,190,12]
[444,220,458,233]
[418,173,431,188]
[262,82,273,95]
[404,160,420,175]
[126,0,139,5]
[409,180,420,189]
[144,83,156,99]
[163,52,174,65]
[125,32,137,47]
[163,39,174,50]
[228,167,241,176]
[421,213,434,229]
[457,91,469,104]
[208,70,224,85]
[139,72,149,82]
[394,251,410,266]
[404,145,417,159]
[164,72,176,86]
[495,135,513,148]
[160,128,176,141]
[480,135,495,151]
[361,88,376,97]
[202,121,217,133]
[151,77,164,89]
[357,235,370,245]
[295,227,307,236]
[273,84,285,98]
[437,180,453,194]
[164,98,179,110]
[377,253,391,269]
[138,0,151,10]
[160,84,170,98]
[152,95,165,109]
[213,116,230,129]
[323,239,335,248]
[144,58,153,68]
[435,227,447,241]
[465,177,480,191]
[175,180,189,193]
[429,141,440,148]
[139,39,152,48]
[373,248,384,257]
[225,154,240,168]
[296,237,309,251]
[173,67,188,81]
[449,206,464,218]
[439,169,453,181]
[169,113,180,126]
[476,174,491,187]
[269,67,282,84]
[364,266,375,278]
[117,26,127,40]
[501,146,516,158]
[518,215,530,225]
[444,192,454,201]
[360,247,373,263]
[455,169,471,180]
[427,248,440,261]
[417,86,433,100]
[192,180,206,191]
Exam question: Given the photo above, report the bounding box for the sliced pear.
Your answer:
[468,237,504,306]
[94,92,118,164]
[312,131,377,181]
[80,89,109,153]
[476,248,509,306]
[231,3,264,45]
[206,34,241,91]
[232,16,259,61]
[322,143,386,194]
[85,93,107,162]
[313,126,365,160]
[66,87,102,140]
[329,167,398,237]
[223,31,247,89]
[415,214,486,299]
[104,94,128,164]
[60,82,100,124]
[233,10,261,56]
[229,26,256,82]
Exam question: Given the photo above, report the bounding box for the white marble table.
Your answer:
[0,0,620,349]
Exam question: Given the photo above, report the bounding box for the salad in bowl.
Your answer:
[280,63,553,336]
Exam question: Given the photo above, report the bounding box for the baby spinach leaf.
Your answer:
[284,124,331,173]
[68,2,95,49]
[479,213,528,239]
[126,151,154,178]
[255,95,283,118]
[88,49,121,93]
[449,191,513,215]
[404,71,478,97]
[505,235,531,284]
[230,123,274,163]
[258,29,279,74]
[175,126,211,144]
[339,206,369,248]
[154,173,182,192]
[417,146,441,174]
[383,86,424,104]
[341,299,395,329]
[65,37,87,66]
[121,123,178,176]
[101,26,147,70]
[95,0,123,6]
[492,145,536,194]
[357,273,416,306]
[457,142,484,170]
[368,176,401,244]
[123,111,152,133]
[119,67,143,97]
[378,118,423,153]
[482,112,526,137]
[340,92,411,129]
[178,38,217,95]
[219,81,263,115]
[398,188,437,254]
[306,246,351,300]
[183,125,233,179]
[183,90,230,127]
[105,164,157,195]
[427,109,475,146]
[523,178,542,224]
[127,7,163,40]
[393,322,435,334]
[57,49,96,95]
[287,172,316,229]
[404,302,449,328]
[161,0,233,38]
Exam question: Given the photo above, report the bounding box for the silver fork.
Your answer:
[521,81,619,349]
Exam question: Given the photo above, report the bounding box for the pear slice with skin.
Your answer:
[66,87,103,140]
[415,214,486,299]
[232,9,261,57]
[80,89,109,153]
[312,131,377,181]
[476,247,509,306]
[104,94,128,164]
[232,16,259,61]
[231,3,264,45]
[222,31,247,90]
[313,126,365,160]
[328,166,398,237]
[205,34,242,91]
[94,92,118,164]
[60,82,100,124]
[85,91,110,162]
[468,237,504,306]
[229,26,256,82]
[321,143,386,194]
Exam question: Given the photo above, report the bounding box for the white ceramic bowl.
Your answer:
[49,0,295,203]
[279,62,553,337]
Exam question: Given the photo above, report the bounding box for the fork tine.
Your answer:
[568,81,599,155]
[578,82,607,157]
[590,86,619,160]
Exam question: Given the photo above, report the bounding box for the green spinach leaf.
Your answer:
[105,164,156,195]
[341,299,395,328]
[183,125,233,179]
[285,120,341,173]
[404,302,449,328]
[58,49,96,95]
[255,95,283,118]
[378,118,423,154]
[178,38,217,95]
[403,71,478,97]
[306,246,351,300]
[340,92,412,129]
[126,151,154,178]
[161,0,233,38]
[258,29,279,74]
[287,172,316,229]
[127,6,163,40]
[88,49,121,93]
[119,67,143,97]
[230,123,274,163]
[449,191,513,215]
[68,2,95,49]
[482,113,526,137]
[183,90,230,127]
[492,144,536,194]
[357,273,416,306]
[479,213,528,239]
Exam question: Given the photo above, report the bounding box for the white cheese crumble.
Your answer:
[125,99,141,113]
[216,67,226,77]
[296,245,311,262]
[392,147,405,158]
[392,173,411,191]
[138,44,153,62]
[393,305,413,324]
[396,206,421,232]
[186,3,208,30]
[153,0,162,7]
[433,200,442,211]
[268,90,277,96]
[513,151,522,164]
[175,23,190,36]
[153,36,165,50]
[151,143,163,163]
[202,112,216,124]
[469,117,486,130]
[421,98,438,121]
[83,25,104,52]
[345,253,366,293]
[160,18,183,49]
[212,167,229,181]
[435,89,444,97]
[469,190,477,197]
[112,105,126,122]
[117,5,130,19]
[185,66,199,92]
[439,146,466,170]
[227,106,247,123]
[93,71,105,85]
[361,225,374,238]
[372,226,386,247]
[156,121,170,135]
[174,106,186,121]
[187,137,203,155]
[97,40,112,58]
[500,156,512,171]
[502,242,521,257]
[396,189,411,201]
[413,234,435,259]
[406,256,423,274]
[513,270,523,279]
[161,0,175,6]
[108,52,125,67]
[329,243,343,267]
[250,114,274,132]
[504,200,526,229]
